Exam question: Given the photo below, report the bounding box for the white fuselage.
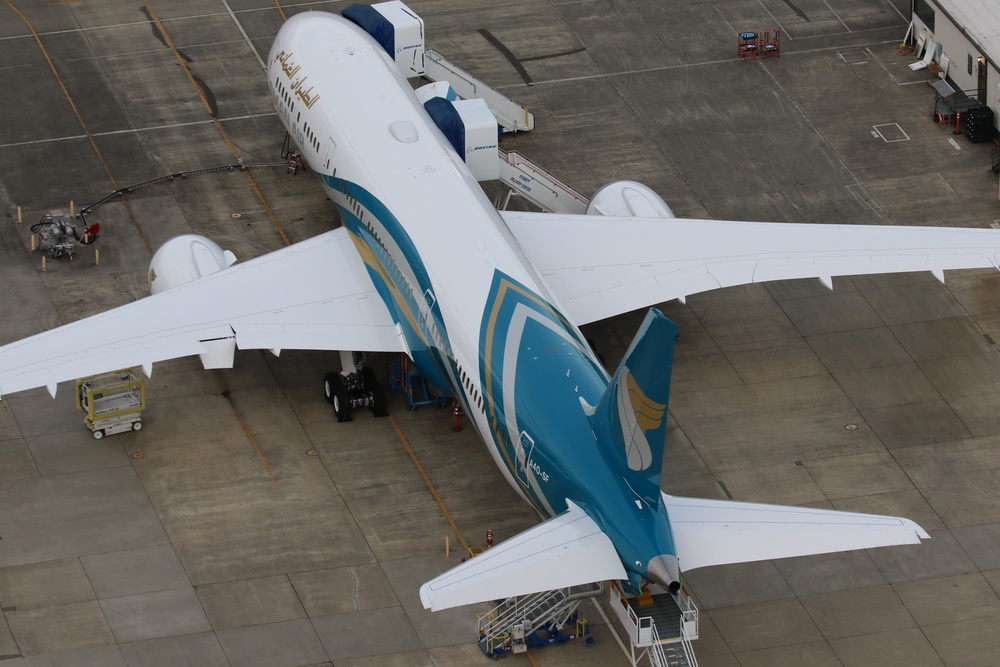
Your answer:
[267,12,595,511]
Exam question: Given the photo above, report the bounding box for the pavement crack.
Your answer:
[349,566,361,610]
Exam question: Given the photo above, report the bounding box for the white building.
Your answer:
[910,0,1000,132]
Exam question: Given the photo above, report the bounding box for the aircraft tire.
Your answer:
[323,372,339,404]
[362,367,388,418]
[326,373,351,422]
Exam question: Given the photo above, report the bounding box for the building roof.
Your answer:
[935,0,1000,66]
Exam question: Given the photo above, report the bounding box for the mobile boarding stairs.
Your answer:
[477,580,699,665]
[340,1,593,215]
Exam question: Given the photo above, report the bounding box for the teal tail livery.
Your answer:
[590,309,677,508]
[420,309,929,610]
[6,1,997,611]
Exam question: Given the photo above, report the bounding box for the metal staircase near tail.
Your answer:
[609,582,699,667]
[477,582,603,658]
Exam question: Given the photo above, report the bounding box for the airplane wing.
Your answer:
[0,227,404,398]
[662,493,929,572]
[501,211,1000,325]
[420,500,627,611]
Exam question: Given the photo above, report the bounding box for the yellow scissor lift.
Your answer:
[76,369,145,439]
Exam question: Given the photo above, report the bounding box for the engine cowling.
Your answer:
[586,180,674,219]
[148,234,237,295]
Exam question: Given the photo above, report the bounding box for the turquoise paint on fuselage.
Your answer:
[317,173,676,591]
[272,10,681,596]
[319,173,453,392]
[479,271,677,590]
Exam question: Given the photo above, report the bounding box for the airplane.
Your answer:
[1,2,999,613]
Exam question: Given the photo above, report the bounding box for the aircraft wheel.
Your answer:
[327,374,351,422]
[323,372,339,404]
[93,429,104,440]
[362,367,388,418]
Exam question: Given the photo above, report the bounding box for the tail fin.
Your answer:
[590,308,677,505]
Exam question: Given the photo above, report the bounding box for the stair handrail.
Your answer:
[565,581,604,600]
[647,623,671,667]
[608,581,642,644]
[425,49,534,131]
[677,590,699,641]
[496,589,563,627]
[679,625,699,667]
[497,149,591,215]
[480,587,574,638]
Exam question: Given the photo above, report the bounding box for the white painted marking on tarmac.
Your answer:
[873,123,909,142]
[845,183,880,210]
[948,138,962,150]
[222,0,265,71]
[589,596,631,660]
[0,112,277,148]
[824,0,852,32]
[508,39,907,89]
[0,0,333,43]
[837,50,869,64]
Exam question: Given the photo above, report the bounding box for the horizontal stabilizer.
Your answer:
[420,500,626,611]
[662,493,930,572]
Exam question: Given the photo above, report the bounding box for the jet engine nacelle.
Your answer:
[586,180,675,219]
[148,234,237,295]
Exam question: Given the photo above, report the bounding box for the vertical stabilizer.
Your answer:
[590,308,676,505]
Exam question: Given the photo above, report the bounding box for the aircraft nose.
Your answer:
[646,554,681,594]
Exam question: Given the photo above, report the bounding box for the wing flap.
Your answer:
[233,321,401,354]
[0,228,404,398]
[420,500,626,611]
[662,493,930,572]
[502,211,1000,324]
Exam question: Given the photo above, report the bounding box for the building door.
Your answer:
[978,57,988,103]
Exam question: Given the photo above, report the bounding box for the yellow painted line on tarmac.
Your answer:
[143,0,291,247]
[389,414,470,552]
[4,0,153,253]
[269,0,473,560]
[215,370,278,486]
[141,0,293,482]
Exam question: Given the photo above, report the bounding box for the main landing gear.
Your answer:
[324,365,388,423]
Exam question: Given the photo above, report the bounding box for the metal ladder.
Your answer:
[424,50,534,133]
[608,582,699,667]
[477,582,603,657]
[495,149,590,215]
[420,52,588,215]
